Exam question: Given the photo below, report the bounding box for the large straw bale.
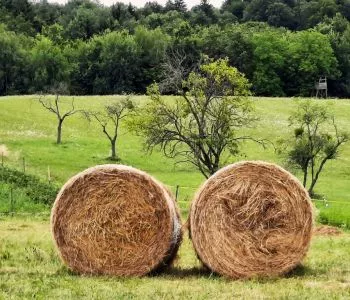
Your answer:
[189,161,313,279]
[51,164,182,276]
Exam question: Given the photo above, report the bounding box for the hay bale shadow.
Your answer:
[285,264,312,278]
[150,266,217,279]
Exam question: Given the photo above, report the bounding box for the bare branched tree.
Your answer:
[38,93,81,144]
[84,97,135,161]
[159,50,200,94]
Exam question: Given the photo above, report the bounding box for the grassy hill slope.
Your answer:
[0,95,350,225]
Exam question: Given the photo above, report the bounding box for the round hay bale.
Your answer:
[51,164,182,276]
[189,161,313,279]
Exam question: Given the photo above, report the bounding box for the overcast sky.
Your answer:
[46,0,225,8]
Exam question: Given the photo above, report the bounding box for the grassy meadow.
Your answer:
[1,95,350,299]
[0,217,350,299]
[1,95,350,223]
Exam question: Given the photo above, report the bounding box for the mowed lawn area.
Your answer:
[1,96,350,298]
[1,95,350,223]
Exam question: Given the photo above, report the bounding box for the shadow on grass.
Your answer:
[285,264,310,278]
[105,156,121,162]
[284,264,322,278]
[150,266,220,279]
[249,265,318,284]
[43,263,319,281]
[150,264,319,283]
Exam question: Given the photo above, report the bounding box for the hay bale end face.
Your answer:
[189,161,313,279]
[51,165,182,276]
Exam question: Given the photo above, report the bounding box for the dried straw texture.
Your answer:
[189,161,313,279]
[51,164,182,276]
[314,225,342,236]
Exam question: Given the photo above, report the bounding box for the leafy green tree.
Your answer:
[0,0,33,17]
[30,35,70,92]
[190,0,218,26]
[131,58,259,178]
[243,0,297,29]
[0,2,36,35]
[317,15,350,97]
[134,26,170,91]
[334,24,350,96]
[243,0,272,22]
[165,0,176,12]
[339,0,350,20]
[0,0,348,97]
[64,39,99,95]
[111,2,139,31]
[199,24,254,78]
[217,10,239,26]
[67,27,169,95]
[251,29,288,96]
[221,0,246,20]
[174,0,187,13]
[92,31,140,94]
[266,2,296,29]
[163,0,187,13]
[251,28,339,96]
[283,100,348,196]
[298,0,339,29]
[285,30,339,95]
[142,10,185,34]
[0,24,30,95]
[141,1,164,16]
[41,23,65,45]
[64,4,113,40]
[32,0,62,31]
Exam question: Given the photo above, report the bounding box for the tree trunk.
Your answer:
[110,139,117,160]
[57,119,63,144]
[308,157,329,196]
[308,170,320,197]
[302,168,307,187]
[308,179,317,197]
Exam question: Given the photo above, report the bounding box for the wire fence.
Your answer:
[1,152,52,183]
[0,154,200,216]
[0,153,58,216]
[1,152,350,226]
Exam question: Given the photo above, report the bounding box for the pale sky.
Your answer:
[46,0,224,8]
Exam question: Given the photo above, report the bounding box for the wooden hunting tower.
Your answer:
[315,77,328,98]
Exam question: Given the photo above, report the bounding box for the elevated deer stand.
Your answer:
[315,77,328,98]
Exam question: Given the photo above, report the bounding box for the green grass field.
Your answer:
[1,95,350,224]
[1,95,350,299]
[0,218,350,299]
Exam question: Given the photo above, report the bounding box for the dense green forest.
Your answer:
[0,0,350,97]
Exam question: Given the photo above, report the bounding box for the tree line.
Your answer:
[1,0,350,97]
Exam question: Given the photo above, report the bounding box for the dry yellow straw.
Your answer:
[51,164,182,276]
[189,161,313,279]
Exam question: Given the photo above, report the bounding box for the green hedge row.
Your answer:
[0,166,58,205]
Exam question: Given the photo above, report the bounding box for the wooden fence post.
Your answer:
[48,166,51,184]
[9,186,14,216]
[175,185,180,202]
[22,157,26,173]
